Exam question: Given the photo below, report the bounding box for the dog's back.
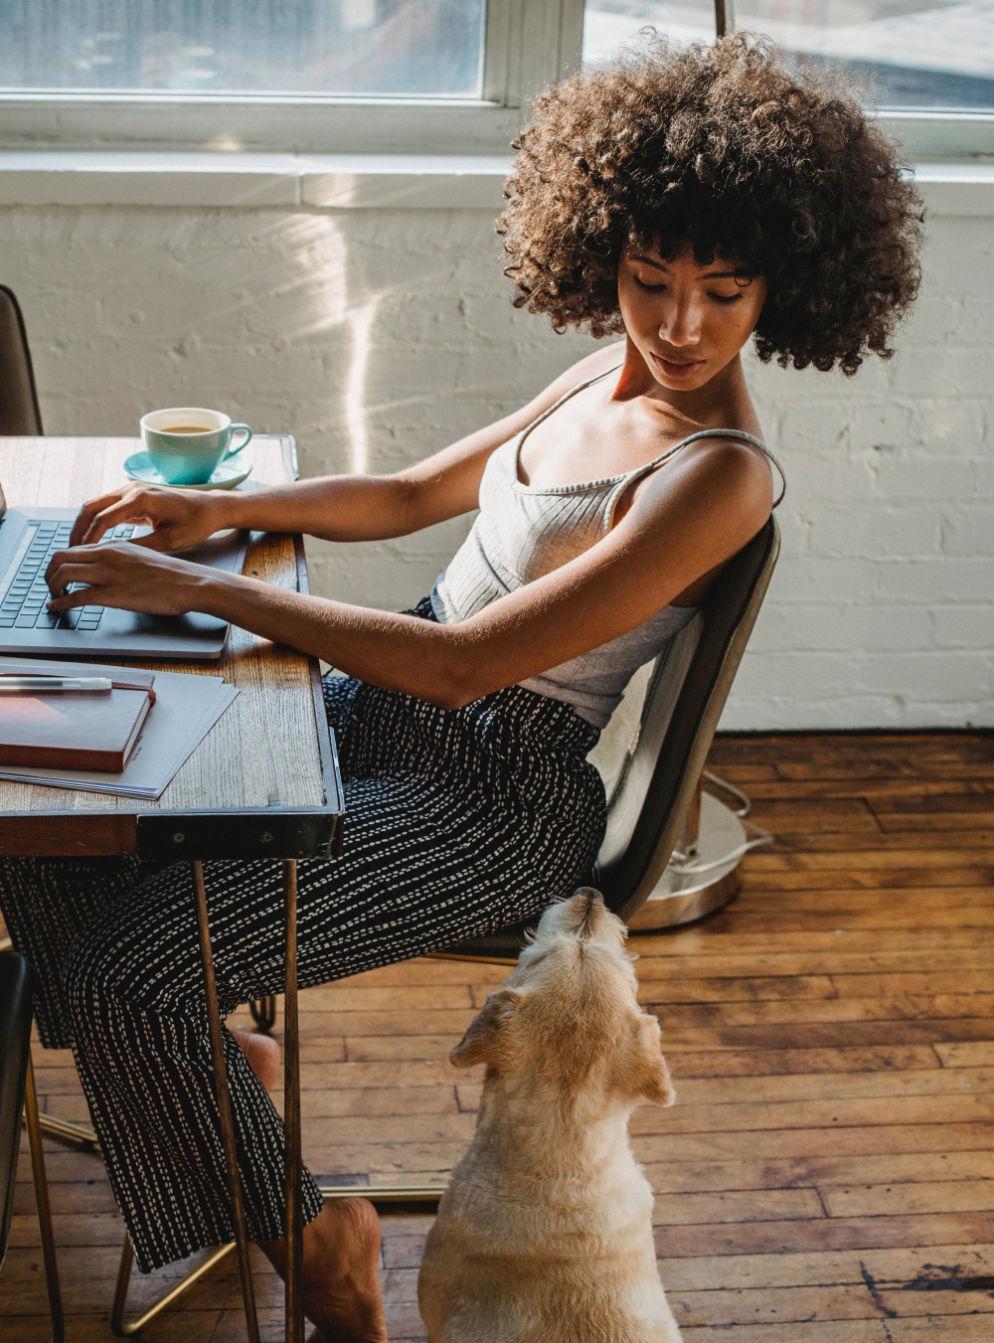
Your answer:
[419,1157,681,1343]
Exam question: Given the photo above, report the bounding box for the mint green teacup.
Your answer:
[140,407,253,485]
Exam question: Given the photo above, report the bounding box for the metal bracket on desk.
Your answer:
[135,810,340,862]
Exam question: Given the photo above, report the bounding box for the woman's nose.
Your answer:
[659,300,702,347]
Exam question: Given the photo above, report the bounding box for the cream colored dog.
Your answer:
[418,888,683,1343]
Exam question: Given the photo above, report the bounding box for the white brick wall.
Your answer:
[0,195,990,729]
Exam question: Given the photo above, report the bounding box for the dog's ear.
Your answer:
[628,1012,676,1107]
[449,988,521,1069]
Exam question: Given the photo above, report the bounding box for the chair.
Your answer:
[443,513,781,956]
[0,284,43,435]
[0,952,63,1341]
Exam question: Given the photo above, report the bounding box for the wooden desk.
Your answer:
[0,433,343,1343]
[0,434,343,860]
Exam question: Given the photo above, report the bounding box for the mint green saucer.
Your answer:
[123,450,253,491]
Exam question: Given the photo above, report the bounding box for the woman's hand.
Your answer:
[69,483,231,552]
[45,541,214,618]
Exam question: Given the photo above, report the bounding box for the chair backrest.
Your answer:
[0,285,43,435]
[438,516,780,959]
[0,952,33,1266]
[592,515,779,923]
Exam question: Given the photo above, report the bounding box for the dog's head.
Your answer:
[449,888,675,1111]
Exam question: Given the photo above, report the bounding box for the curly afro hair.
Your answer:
[498,30,925,376]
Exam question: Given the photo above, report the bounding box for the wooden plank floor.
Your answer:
[3,730,993,1342]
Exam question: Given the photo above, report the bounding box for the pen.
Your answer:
[0,676,113,693]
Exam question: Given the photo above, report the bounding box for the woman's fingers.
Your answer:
[69,489,135,546]
[46,542,127,595]
[44,558,98,600]
[47,586,102,612]
[43,540,201,618]
[70,485,218,554]
[77,499,152,546]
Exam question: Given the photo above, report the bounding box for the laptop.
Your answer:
[0,478,250,659]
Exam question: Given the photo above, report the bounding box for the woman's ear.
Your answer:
[628,1012,676,1107]
[449,987,521,1069]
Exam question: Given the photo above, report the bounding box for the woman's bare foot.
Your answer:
[261,1198,388,1343]
[230,1024,281,1093]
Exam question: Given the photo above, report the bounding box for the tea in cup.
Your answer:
[140,407,253,485]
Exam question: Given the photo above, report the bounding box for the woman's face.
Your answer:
[617,240,767,392]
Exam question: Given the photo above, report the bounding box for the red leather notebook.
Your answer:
[0,670,156,772]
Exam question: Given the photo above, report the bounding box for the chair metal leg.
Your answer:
[249,995,277,1033]
[35,1112,98,1148]
[677,774,703,860]
[110,1236,235,1337]
[191,858,261,1343]
[24,1050,65,1343]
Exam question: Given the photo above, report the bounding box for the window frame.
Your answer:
[0,1,988,163]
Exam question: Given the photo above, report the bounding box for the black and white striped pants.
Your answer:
[0,597,607,1272]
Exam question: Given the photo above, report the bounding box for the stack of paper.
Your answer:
[0,656,239,798]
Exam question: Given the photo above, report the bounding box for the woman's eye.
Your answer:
[633,274,743,304]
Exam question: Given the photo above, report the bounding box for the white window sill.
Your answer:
[0,151,991,214]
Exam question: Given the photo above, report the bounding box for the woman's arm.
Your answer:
[48,431,770,709]
[67,344,624,551]
[195,572,467,706]
[213,472,416,542]
[192,435,773,707]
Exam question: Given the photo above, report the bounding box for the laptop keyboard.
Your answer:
[0,521,136,631]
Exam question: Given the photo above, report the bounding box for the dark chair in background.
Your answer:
[0,284,43,435]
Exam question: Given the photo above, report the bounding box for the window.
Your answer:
[0,1,988,159]
[1,1,487,99]
[583,2,994,158]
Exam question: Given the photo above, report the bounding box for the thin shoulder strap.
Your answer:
[633,427,787,509]
[517,361,622,444]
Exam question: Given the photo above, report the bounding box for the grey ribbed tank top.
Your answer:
[430,364,786,728]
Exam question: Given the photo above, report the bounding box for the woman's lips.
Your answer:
[652,352,705,379]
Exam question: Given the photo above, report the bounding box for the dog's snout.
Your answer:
[531,887,622,950]
[573,887,604,938]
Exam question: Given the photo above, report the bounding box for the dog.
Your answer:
[417,887,683,1343]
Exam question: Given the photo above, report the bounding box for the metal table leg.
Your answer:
[191,859,261,1343]
[283,858,303,1343]
[24,1050,65,1343]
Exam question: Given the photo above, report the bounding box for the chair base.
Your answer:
[627,791,744,931]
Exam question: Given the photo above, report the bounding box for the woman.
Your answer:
[2,32,922,1342]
